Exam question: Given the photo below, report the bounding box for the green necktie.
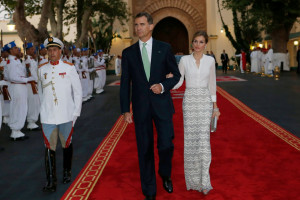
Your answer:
[142,42,150,80]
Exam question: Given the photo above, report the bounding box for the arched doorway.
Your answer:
[153,17,189,55]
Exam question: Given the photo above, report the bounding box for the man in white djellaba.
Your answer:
[115,55,121,76]
[250,48,259,73]
[266,45,274,75]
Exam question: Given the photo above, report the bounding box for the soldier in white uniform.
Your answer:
[38,37,82,192]
[7,41,34,140]
[62,47,72,63]
[93,53,103,93]
[39,44,48,65]
[71,48,81,73]
[95,49,106,94]
[0,45,11,125]
[25,42,40,130]
[80,48,91,101]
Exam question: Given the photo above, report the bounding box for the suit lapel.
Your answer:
[134,42,148,82]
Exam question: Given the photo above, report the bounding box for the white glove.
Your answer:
[72,116,78,127]
[0,80,8,86]
[27,77,34,82]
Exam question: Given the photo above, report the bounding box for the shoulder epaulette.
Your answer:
[63,60,74,66]
[38,62,49,68]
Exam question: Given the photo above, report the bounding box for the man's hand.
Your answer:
[166,73,173,78]
[150,84,162,94]
[123,112,133,124]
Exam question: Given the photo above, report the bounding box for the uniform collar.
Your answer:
[50,60,60,65]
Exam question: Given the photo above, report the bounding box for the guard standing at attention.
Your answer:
[38,37,82,192]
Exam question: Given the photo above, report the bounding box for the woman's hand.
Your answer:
[212,108,221,120]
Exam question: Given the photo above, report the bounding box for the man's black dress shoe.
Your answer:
[162,176,173,193]
[144,195,156,200]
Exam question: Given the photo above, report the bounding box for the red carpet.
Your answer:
[62,86,300,200]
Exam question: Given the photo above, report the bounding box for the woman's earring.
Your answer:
[205,45,207,49]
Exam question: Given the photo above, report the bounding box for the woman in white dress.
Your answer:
[172,31,221,195]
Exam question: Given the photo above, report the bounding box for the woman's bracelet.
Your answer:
[213,108,219,112]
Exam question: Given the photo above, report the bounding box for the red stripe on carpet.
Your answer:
[62,86,300,200]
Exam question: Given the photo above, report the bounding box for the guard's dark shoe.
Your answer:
[162,176,173,193]
[63,170,71,184]
[144,195,156,200]
[43,148,57,192]
[43,182,56,192]
[63,143,73,184]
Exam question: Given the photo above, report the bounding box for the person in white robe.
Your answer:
[266,46,274,75]
[115,55,121,76]
[250,48,259,72]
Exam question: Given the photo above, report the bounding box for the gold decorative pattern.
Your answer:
[217,86,300,151]
[62,115,129,200]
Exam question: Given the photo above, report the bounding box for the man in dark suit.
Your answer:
[120,12,181,200]
[221,49,229,74]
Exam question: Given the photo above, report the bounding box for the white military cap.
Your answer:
[44,37,64,49]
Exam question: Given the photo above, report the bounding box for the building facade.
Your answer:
[1,2,300,68]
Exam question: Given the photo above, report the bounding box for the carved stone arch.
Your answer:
[150,7,197,47]
[142,0,206,31]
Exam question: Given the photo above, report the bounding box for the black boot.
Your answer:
[63,143,73,184]
[43,148,57,192]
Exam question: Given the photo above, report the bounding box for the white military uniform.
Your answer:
[85,55,94,98]
[25,56,40,129]
[62,55,72,63]
[7,55,31,139]
[80,56,91,101]
[39,55,48,65]
[71,56,81,74]
[94,56,106,94]
[0,59,10,124]
[38,60,82,124]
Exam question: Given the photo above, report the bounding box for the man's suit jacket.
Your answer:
[120,39,181,123]
[221,53,229,64]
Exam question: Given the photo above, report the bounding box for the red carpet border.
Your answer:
[217,87,300,151]
[61,115,129,200]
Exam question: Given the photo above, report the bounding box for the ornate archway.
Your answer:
[153,17,189,54]
[132,0,207,52]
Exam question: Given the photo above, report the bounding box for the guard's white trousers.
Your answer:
[27,84,40,123]
[8,84,27,130]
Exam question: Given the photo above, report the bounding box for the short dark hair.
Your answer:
[192,30,209,43]
[135,12,153,24]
